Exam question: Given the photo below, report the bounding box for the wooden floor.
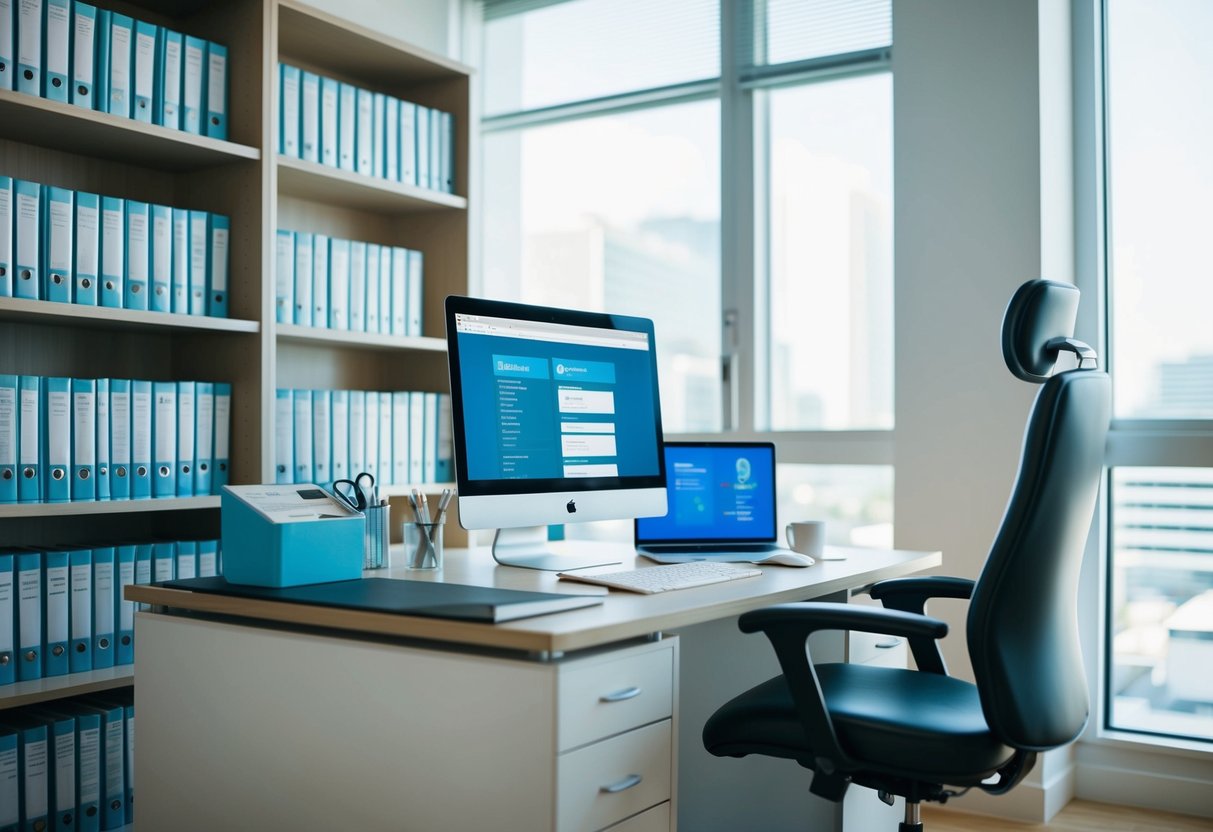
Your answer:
[921,799,1213,831]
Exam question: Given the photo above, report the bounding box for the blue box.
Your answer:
[220,484,363,587]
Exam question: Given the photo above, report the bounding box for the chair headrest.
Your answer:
[1001,279,1093,382]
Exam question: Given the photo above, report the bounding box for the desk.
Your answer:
[128,543,939,831]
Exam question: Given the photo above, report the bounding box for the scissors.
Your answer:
[333,472,376,512]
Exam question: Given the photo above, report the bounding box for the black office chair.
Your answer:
[702,279,1110,832]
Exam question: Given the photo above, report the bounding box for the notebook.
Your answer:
[635,442,798,564]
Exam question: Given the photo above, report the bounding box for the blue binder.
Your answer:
[42,549,69,677]
[151,541,173,583]
[129,379,151,499]
[0,726,14,830]
[0,374,16,503]
[15,552,42,681]
[187,210,207,315]
[133,542,152,593]
[312,233,329,327]
[175,539,196,580]
[0,177,10,297]
[0,553,14,685]
[151,380,176,498]
[114,544,134,665]
[30,710,76,832]
[330,388,348,483]
[0,716,49,832]
[95,377,109,500]
[338,81,356,171]
[0,3,13,94]
[13,180,40,301]
[292,231,313,326]
[70,2,96,108]
[121,700,133,823]
[300,70,318,162]
[153,27,181,128]
[15,0,41,95]
[175,380,194,497]
[17,376,40,503]
[66,705,101,832]
[205,41,226,139]
[181,35,206,134]
[90,546,114,669]
[274,388,292,484]
[43,0,70,101]
[212,382,231,492]
[292,389,312,484]
[312,389,331,487]
[106,12,132,117]
[73,191,100,305]
[170,207,188,313]
[320,75,338,167]
[275,229,293,323]
[197,538,218,578]
[98,196,123,309]
[123,199,149,310]
[78,702,124,830]
[193,381,213,496]
[67,548,91,673]
[44,377,71,503]
[207,213,229,317]
[107,378,129,500]
[42,185,72,303]
[149,203,171,312]
[92,8,109,112]
[70,377,96,501]
[131,19,154,122]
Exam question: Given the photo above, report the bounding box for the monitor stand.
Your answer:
[491,526,622,572]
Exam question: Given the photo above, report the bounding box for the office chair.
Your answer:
[702,279,1110,832]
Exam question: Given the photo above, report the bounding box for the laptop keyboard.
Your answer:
[641,543,778,554]
[557,561,763,595]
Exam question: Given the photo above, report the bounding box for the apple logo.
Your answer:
[566,500,577,514]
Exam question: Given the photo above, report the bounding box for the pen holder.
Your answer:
[363,503,391,569]
[404,518,445,570]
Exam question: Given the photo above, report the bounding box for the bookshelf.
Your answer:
[0,0,470,727]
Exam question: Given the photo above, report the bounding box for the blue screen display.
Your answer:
[635,444,776,542]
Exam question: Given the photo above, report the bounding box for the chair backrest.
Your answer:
[967,280,1110,751]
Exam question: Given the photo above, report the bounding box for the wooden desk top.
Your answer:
[126,544,941,655]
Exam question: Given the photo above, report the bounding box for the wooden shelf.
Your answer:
[276,323,446,353]
[0,665,134,711]
[0,296,260,335]
[0,89,260,171]
[0,497,220,519]
[277,155,467,213]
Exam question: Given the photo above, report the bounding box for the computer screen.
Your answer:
[445,296,668,568]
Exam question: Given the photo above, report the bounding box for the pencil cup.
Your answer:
[404,519,445,570]
[363,503,391,569]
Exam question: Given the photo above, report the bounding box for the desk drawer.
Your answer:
[558,646,674,750]
[557,719,672,832]
[601,802,670,832]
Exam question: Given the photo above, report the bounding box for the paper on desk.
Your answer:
[223,484,360,524]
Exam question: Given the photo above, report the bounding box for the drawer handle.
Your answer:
[599,686,642,703]
[874,638,902,649]
[600,774,643,794]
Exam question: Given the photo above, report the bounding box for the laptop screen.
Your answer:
[634,442,777,545]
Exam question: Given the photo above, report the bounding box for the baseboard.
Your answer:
[1076,760,1213,820]
[933,759,1076,823]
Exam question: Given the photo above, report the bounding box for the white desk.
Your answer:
[128,543,940,831]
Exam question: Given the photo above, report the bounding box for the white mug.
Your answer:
[785,521,827,558]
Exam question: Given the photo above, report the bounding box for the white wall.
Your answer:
[307,0,460,59]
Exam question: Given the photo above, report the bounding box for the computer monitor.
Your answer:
[445,295,668,571]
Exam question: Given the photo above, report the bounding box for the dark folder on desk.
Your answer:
[161,576,604,623]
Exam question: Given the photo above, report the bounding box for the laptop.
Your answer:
[635,442,804,564]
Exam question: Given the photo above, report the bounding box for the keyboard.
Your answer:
[557,561,763,595]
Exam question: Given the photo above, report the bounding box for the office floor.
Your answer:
[921,800,1213,831]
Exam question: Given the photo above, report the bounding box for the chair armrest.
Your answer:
[740,602,948,642]
[869,576,975,675]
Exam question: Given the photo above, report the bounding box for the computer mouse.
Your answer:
[757,551,816,567]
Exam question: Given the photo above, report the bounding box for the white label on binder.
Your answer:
[0,568,12,653]
[118,560,135,629]
[214,390,230,459]
[77,203,98,275]
[21,736,48,817]
[212,225,229,290]
[70,564,90,639]
[18,566,39,647]
[45,563,68,643]
[46,1,69,76]
[16,190,36,265]
[111,389,130,464]
[110,20,131,90]
[102,206,123,276]
[196,390,213,464]
[154,391,175,460]
[0,387,13,465]
[19,388,37,461]
[17,0,39,68]
[53,727,73,813]
[95,560,113,633]
[78,726,100,803]
[274,394,291,473]
[73,390,95,465]
[48,389,70,466]
[129,209,149,281]
[153,211,171,283]
[49,198,71,270]
[190,214,207,281]
[321,81,337,164]
[177,388,194,459]
[73,10,94,84]
[135,28,154,98]
[208,49,224,113]
[132,389,151,460]
[96,386,108,464]
[183,40,202,109]
[164,36,181,113]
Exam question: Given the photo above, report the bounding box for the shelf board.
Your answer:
[0,665,134,710]
[277,155,467,213]
[0,296,260,335]
[0,496,220,519]
[276,323,446,353]
[381,483,456,497]
[0,89,260,171]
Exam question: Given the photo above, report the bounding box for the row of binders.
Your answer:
[275,229,423,334]
[0,541,220,686]
[0,376,232,504]
[0,175,231,317]
[278,63,455,194]
[2,0,229,138]
[1,688,134,831]
[275,389,452,488]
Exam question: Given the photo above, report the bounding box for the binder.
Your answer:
[207,213,229,317]
[175,380,195,497]
[13,179,39,301]
[363,388,378,486]
[44,377,71,503]
[377,391,392,486]
[391,391,409,485]
[123,199,149,310]
[327,237,349,329]
[337,81,355,171]
[174,539,196,580]
[439,110,454,192]
[42,549,69,677]
[187,209,207,315]
[129,379,151,499]
[205,41,227,139]
[67,548,90,672]
[0,553,14,685]
[378,240,391,333]
[170,207,188,313]
[197,538,218,578]
[390,247,406,336]
[92,7,107,110]
[416,105,431,190]
[16,552,42,681]
[348,389,365,482]
[372,91,385,178]
[108,378,130,499]
[0,176,10,297]
[0,0,12,92]
[98,196,123,308]
[73,191,99,305]
[193,381,213,496]
[365,242,380,334]
[407,249,424,335]
[312,389,331,486]
[212,381,230,492]
[70,377,96,501]
[429,107,442,192]
[133,543,151,590]
[41,185,71,303]
[355,87,373,176]
[68,705,100,832]
[2,716,49,832]
[80,702,123,830]
[291,389,312,484]
[154,27,181,129]
[90,546,114,669]
[114,544,133,664]
[292,231,313,326]
[15,0,40,95]
[95,377,109,500]
[149,203,171,312]
[69,1,95,107]
[151,541,173,583]
[300,69,319,163]
[385,95,399,182]
[181,34,205,134]
[274,228,294,324]
[0,375,14,503]
[320,74,338,167]
[348,240,366,331]
[423,391,438,482]
[330,388,348,483]
[34,711,76,831]
[151,381,176,497]
[409,391,425,483]
[311,233,328,326]
[0,727,15,831]
[278,63,299,157]
[121,700,132,824]
[106,12,131,117]
[43,0,69,101]
[131,19,154,122]
[17,377,39,503]
[400,100,417,187]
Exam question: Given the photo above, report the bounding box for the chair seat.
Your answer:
[703,663,1016,785]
